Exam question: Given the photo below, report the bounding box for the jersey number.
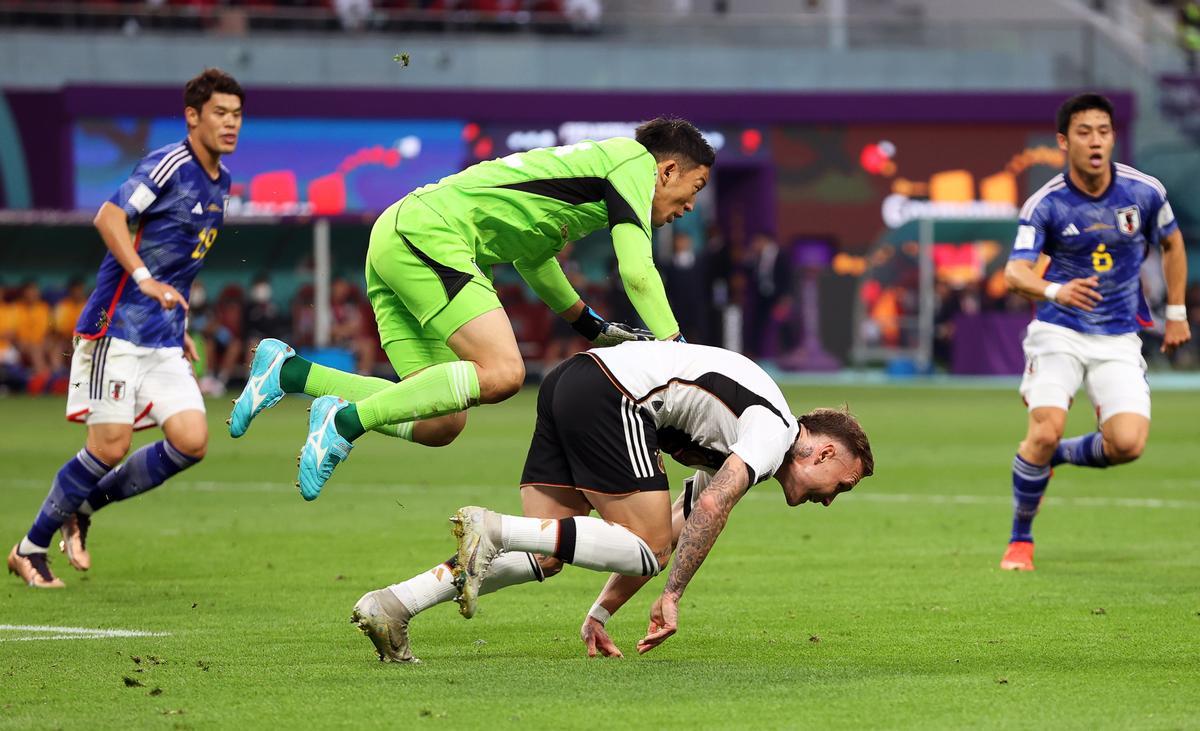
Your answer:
[191,228,218,260]
[1091,244,1113,273]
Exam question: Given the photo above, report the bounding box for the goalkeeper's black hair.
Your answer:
[1056,93,1114,135]
[635,117,716,169]
[185,68,244,113]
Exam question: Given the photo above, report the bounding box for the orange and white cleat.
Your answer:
[59,513,92,571]
[1000,540,1035,571]
[7,544,66,588]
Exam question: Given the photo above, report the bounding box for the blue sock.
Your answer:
[1051,432,1109,468]
[1010,454,1050,543]
[25,449,113,550]
[83,440,200,514]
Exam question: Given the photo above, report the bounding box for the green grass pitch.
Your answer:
[1,385,1197,729]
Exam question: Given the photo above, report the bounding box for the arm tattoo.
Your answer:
[663,460,747,599]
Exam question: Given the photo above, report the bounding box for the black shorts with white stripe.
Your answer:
[520,354,668,495]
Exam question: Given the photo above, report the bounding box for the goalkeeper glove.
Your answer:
[571,305,654,347]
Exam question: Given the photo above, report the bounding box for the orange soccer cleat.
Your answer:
[7,544,66,588]
[59,513,91,571]
[1000,540,1035,571]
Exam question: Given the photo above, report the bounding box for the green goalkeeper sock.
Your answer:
[278,355,312,394]
[301,362,415,440]
[335,404,367,441]
[355,361,480,432]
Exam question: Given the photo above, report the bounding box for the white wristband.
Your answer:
[131,266,152,284]
[1042,283,1062,303]
[1165,304,1188,322]
[588,603,611,626]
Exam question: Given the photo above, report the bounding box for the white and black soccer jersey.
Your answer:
[587,341,799,485]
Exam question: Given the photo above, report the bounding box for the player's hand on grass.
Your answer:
[1162,319,1191,354]
[580,616,623,658]
[183,333,199,364]
[1050,276,1102,312]
[636,593,678,654]
[139,278,189,312]
[571,305,654,347]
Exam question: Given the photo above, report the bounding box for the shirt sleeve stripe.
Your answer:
[1018,174,1065,221]
[152,155,193,187]
[148,145,188,181]
[1115,163,1167,198]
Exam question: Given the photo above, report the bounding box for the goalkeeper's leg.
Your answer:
[336,308,525,441]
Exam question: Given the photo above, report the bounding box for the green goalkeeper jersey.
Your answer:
[405,137,680,338]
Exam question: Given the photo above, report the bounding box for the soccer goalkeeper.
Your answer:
[228,117,714,500]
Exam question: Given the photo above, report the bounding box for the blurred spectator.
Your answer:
[743,232,789,358]
[1174,280,1200,368]
[563,0,600,29]
[1179,1,1200,73]
[198,283,245,395]
[932,280,981,369]
[244,272,289,348]
[542,242,590,371]
[12,280,53,377]
[330,276,377,375]
[334,0,373,30]
[53,279,87,339]
[53,278,88,367]
[0,285,22,391]
[292,283,317,348]
[662,231,709,343]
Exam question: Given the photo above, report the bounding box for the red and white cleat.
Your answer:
[7,544,66,588]
[59,513,92,571]
[1000,540,1035,571]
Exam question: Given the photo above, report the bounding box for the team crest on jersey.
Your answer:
[109,380,127,401]
[207,202,223,213]
[1115,205,1140,236]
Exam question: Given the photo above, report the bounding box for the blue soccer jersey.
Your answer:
[1008,163,1177,335]
[77,140,231,348]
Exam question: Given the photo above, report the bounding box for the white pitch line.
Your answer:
[0,624,169,642]
[3,479,1199,510]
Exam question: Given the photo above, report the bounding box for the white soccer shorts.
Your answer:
[1019,320,1150,423]
[66,336,205,429]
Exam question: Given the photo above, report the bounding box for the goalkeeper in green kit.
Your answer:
[228,117,715,500]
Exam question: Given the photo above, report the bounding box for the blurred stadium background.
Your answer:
[2,0,1200,393]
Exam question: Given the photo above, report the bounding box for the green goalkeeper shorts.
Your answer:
[366,196,502,378]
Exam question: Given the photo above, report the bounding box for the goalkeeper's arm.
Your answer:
[514,250,655,347]
[611,223,681,341]
[512,253,582,316]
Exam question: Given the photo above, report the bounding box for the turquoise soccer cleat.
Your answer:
[228,338,295,438]
[297,396,354,502]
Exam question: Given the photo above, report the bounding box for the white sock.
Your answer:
[388,560,457,615]
[387,552,543,616]
[480,551,544,594]
[499,515,560,554]
[18,536,48,555]
[500,515,659,577]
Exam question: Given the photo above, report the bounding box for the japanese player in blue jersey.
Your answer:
[999,93,1190,572]
[7,69,244,588]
